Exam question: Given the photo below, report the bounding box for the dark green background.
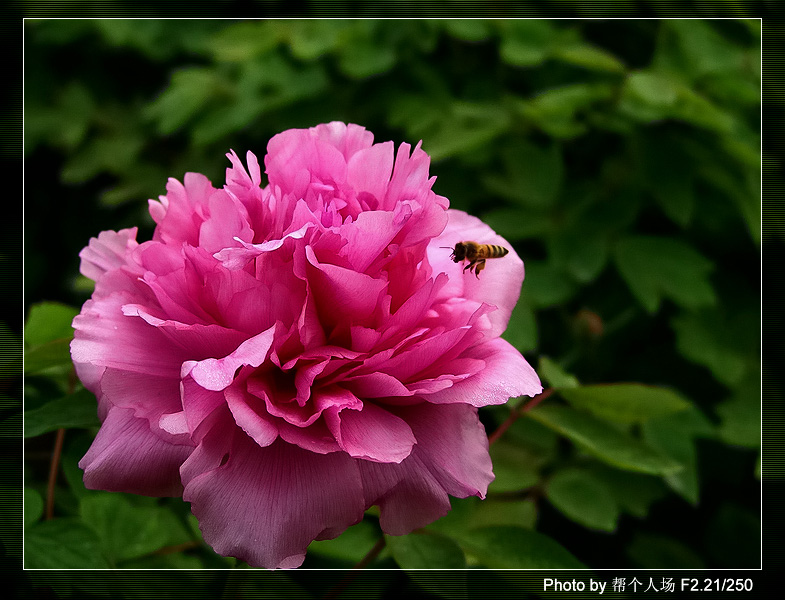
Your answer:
[13,2,771,597]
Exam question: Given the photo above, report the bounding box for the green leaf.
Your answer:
[80,494,191,564]
[24,388,100,438]
[538,356,579,390]
[716,389,760,449]
[553,43,626,73]
[527,404,683,475]
[501,415,559,467]
[613,236,715,313]
[470,498,537,530]
[145,67,223,135]
[459,525,584,569]
[619,71,736,133]
[515,83,615,139]
[480,207,554,242]
[24,302,78,348]
[24,339,73,374]
[590,465,668,519]
[498,20,556,67]
[547,226,609,283]
[417,101,510,162]
[24,488,45,528]
[522,261,577,308]
[387,531,466,569]
[337,21,397,79]
[559,383,691,424]
[546,468,620,532]
[642,406,714,504]
[627,533,705,569]
[285,19,346,61]
[443,19,491,42]
[620,71,682,121]
[636,130,696,227]
[488,442,540,493]
[484,140,564,209]
[424,496,478,538]
[25,518,112,569]
[307,520,380,563]
[501,295,537,353]
[208,21,280,62]
[655,20,746,80]
[671,307,758,388]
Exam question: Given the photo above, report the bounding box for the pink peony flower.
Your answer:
[71,122,542,568]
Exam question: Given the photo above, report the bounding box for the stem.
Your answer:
[354,536,386,569]
[45,428,65,520]
[488,389,553,446]
[321,537,386,600]
[46,369,78,520]
[153,540,201,555]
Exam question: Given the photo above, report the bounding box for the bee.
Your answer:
[444,241,509,278]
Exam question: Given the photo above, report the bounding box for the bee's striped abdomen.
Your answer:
[484,244,509,258]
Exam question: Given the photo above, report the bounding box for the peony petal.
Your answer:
[396,402,494,498]
[159,411,189,436]
[429,209,526,338]
[80,407,192,497]
[213,223,312,270]
[304,245,388,329]
[98,368,187,445]
[346,141,394,206]
[312,121,375,159]
[198,190,253,254]
[78,228,139,282]
[326,401,416,464]
[180,366,227,436]
[181,426,364,569]
[188,326,276,392]
[150,173,216,247]
[424,337,543,406]
[72,294,188,379]
[122,304,249,359]
[341,371,414,398]
[358,452,452,535]
[224,385,279,448]
[338,208,406,273]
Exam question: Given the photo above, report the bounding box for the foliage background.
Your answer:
[17,5,765,598]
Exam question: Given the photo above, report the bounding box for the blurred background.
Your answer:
[19,8,764,595]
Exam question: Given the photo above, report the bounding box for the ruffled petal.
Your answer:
[397,402,494,498]
[78,228,139,282]
[80,407,192,497]
[325,401,416,463]
[71,294,187,379]
[424,337,542,405]
[188,326,276,392]
[358,452,451,535]
[181,419,364,569]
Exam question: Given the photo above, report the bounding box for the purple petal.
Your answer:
[80,407,192,497]
[188,326,276,392]
[358,452,451,535]
[181,426,364,569]
[424,337,542,405]
[72,294,187,379]
[397,402,494,498]
[325,401,416,463]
